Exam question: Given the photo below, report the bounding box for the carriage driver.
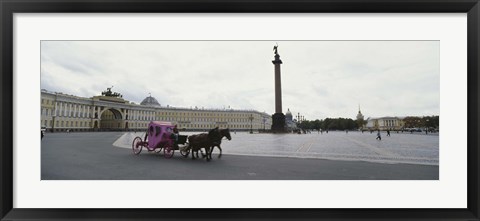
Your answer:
[172,125,179,147]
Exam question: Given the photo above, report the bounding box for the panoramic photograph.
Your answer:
[40,41,439,180]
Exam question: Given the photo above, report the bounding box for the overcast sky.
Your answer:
[41,41,439,120]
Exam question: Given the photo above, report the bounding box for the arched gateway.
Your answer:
[99,108,123,130]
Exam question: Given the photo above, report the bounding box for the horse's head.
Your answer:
[222,128,232,140]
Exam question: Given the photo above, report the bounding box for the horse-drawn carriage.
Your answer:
[131,121,190,158]
[132,121,232,161]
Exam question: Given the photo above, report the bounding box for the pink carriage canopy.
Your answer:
[147,121,175,149]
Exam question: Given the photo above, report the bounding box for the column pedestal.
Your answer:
[271,113,286,133]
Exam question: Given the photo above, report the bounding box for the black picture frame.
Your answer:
[1,0,479,220]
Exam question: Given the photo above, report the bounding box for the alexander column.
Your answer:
[271,44,286,133]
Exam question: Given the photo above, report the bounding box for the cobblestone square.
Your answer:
[115,131,439,165]
[41,131,439,180]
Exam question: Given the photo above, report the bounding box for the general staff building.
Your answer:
[41,89,272,132]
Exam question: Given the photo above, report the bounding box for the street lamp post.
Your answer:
[425,119,429,135]
[249,114,254,134]
[52,95,58,133]
[52,115,56,133]
[262,116,266,131]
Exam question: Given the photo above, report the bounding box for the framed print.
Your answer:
[1,0,479,220]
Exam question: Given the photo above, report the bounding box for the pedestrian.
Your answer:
[387,130,390,136]
[41,131,44,139]
[376,130,382,140]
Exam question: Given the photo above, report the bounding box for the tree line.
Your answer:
[296,116,439,131]
[402,116,439,129]
[297,118,357,131]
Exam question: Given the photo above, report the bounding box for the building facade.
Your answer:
[284,108,297,132]
[365,117,406,130]
[41,89,272,132]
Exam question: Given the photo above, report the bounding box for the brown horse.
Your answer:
[208,128,232,159]
[187,127,221,161]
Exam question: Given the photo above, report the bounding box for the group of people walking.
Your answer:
[376,130,391,140]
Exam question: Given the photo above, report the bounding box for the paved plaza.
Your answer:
[115,130,439,165]
[41,131,438,180]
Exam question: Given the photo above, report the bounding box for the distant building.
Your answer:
[365,116,405,130]
[285,108,297,131]
[356,105,365,129]
[41,89,272,132]
[140,95,161,107]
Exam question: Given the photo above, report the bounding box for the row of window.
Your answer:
[42,120,91,128]
[42,119,267,129]
[383,120,399,127]
[41,99,52,105]
[42,120,151,129]
[41,107,155,121]
[177,124,262,129]
[43,99,263,118]
[41,107,94,118]
[42,108,267,123]
[156,117,261,123]
[42,96,268,121]
[160,111,259,118]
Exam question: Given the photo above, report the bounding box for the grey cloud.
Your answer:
[41,41,439,120]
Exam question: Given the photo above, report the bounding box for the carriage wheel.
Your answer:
[180,148,190,157]
[164,146,174,158]
[132,137,143,155]
[180,144,190,157]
